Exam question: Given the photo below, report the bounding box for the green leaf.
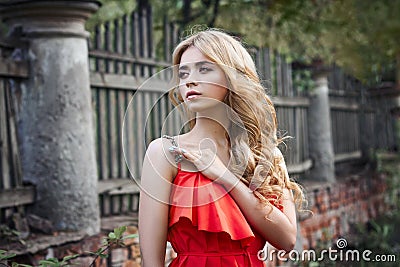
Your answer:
[114,226,127,238]
[40,258,59,263]
[122,234,138,240]
[108,232,116,239]
[0,253,17,260]
[38,259,60,266]
[99,254,109,259]
[101,238,109,246]
[63,254,80,261]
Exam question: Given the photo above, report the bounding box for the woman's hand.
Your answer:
[170,146,233,186]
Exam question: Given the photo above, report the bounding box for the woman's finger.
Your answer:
[169,146,198,162]
[180,149,200,162]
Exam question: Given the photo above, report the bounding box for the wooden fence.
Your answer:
[86,6,398,216]
[0,40,34,224]
[0,6,396,219]
[85,6,341,216]
[329,66,363,162]
[328,65,396,163]
[252,47,311,172]
[88,6,181,216]
[86,6,312,216]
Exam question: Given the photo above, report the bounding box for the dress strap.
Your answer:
[162,135,182,170]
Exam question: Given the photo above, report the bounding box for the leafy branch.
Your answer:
[0,226,138,267]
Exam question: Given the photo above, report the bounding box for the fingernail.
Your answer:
[181,148,187,154]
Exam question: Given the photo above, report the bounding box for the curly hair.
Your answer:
[168,28,305,212]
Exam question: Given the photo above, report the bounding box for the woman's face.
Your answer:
[178,46,229,112]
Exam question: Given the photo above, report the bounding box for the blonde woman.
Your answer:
[139,29,305,267]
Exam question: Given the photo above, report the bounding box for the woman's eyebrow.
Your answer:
[178,61,215,70]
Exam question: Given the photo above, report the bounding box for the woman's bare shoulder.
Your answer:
[144,136,178,177]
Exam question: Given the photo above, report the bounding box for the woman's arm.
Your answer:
[139,138,175,267]
[226,177,297,252]
[224,148,297,252]
[176,146,297,252]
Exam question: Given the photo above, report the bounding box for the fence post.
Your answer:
[307,64,336,182]
[359,86,371,161]
[0,0,101,235]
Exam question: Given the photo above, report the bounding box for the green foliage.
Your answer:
[353,216,399,267]
[0,226,138,267]
[351,151,400,266]
[376,151,400,207]
[37,255,80,267]
[1,0,397,87]
[0,225,25,246]
[155,0,399,86]
[0,250,17,261]
[240,0,399,85]
[293,69,314,93]
[86,0,137,31]
[85,0,399,86]
[87,226,139,266]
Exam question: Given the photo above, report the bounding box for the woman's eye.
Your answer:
[199,66,212,73]
[178,72,189,79]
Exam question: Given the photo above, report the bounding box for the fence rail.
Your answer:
[0,41,33,223]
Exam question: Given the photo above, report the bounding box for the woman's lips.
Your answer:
[186,90,201,100]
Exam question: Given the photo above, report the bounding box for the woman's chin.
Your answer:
[186,98,226,111]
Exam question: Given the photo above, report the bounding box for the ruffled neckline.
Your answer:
[168,170,256,247]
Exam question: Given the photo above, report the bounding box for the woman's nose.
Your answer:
[186,81,199,88]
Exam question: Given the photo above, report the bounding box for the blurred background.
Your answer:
[0,0,399,266]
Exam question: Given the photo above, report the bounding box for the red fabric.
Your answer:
[167,170,284,267]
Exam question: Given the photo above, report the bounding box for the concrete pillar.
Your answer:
[308,67,336,182]
[0,0,101,235]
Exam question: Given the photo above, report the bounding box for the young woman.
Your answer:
[139,29,305,267]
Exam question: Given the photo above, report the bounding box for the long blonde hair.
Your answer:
[169,29,305,211]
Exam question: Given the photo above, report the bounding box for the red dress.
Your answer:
[167,168,284,267]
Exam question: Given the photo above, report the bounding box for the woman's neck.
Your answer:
[192,117,227,139]
[184,108,229,146]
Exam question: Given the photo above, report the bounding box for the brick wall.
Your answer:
[299,173,391,250]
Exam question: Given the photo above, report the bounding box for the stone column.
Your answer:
[307,66,336,182]
[0,0,101,235]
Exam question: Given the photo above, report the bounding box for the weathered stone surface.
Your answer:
[26,214,53,234]
[0,0,101,235]
[308,72,336,182]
